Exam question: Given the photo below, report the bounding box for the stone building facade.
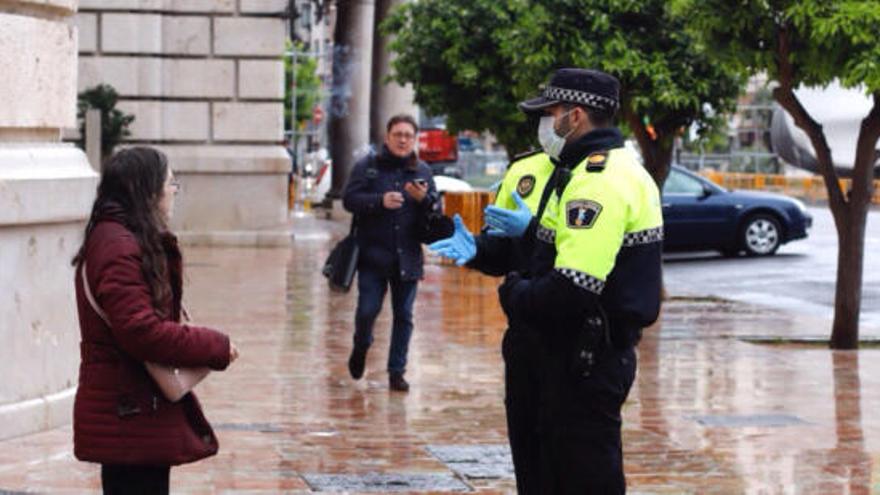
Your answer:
[0,0,290,441]
[77,0,291,245]
[0,0,96,441]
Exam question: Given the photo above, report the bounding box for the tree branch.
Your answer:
[851,92,880,207]
[772,27,847,215]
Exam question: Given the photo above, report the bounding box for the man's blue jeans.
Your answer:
[353,267,418,374]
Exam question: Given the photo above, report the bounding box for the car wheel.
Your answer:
[740,214,782,256]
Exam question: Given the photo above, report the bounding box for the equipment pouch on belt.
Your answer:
[568,309,611,378]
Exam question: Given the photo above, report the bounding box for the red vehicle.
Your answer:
[418,128,462,177]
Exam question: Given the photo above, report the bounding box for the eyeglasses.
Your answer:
[390,132,416,141]
[169,179,182,193]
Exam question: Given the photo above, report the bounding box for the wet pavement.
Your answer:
[664,205,880,332]
[2,213,880,494]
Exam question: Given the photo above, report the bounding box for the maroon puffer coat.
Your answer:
[73,212,231,466]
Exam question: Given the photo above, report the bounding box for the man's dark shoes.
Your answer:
[348,346,367,380]
[389,372,409,392]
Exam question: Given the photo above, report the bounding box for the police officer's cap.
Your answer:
[519,68,620,113]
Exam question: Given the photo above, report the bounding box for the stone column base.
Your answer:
[159,145,292,247]
[0,145,96,441]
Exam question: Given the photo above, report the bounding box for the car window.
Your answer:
[663,169,705,195]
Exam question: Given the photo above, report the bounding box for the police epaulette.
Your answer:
[511,148,542,163]
[585,151,608,172]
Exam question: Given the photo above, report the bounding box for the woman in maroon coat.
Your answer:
[72,147,239,494]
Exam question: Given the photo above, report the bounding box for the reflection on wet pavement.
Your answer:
[0,215,878,493]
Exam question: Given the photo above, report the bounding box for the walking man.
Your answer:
[343,114,440,392]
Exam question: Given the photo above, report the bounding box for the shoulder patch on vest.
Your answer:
[365,167,379,179]
[516,174,537,198]
[585,151,608,172]
[566,199,602,229]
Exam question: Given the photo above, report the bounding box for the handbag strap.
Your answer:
[80,262,111,327]
[81,261,190,323]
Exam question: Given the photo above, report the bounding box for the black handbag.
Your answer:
[322,217,360,292]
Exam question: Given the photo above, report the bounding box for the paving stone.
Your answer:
[426,444,514,479]
[214,422,284,433]
[302,472,470,492]
[691,413,806,428]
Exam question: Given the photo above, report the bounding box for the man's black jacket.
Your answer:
[342,146,440,281]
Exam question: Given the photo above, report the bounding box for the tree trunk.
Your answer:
[830,212,867,349]
[830,93,880,349]
[622,108,674,188]
[642,136,674,187]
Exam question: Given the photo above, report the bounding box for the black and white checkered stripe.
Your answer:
[622,226,664,247]
[557,268,605,295]
[536,225,556,244]
[543,86,618,111]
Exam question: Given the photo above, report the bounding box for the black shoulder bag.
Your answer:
[322,215,359,293]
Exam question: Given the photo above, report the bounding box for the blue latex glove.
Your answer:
[484,190,532,237]
[427,214,476,266]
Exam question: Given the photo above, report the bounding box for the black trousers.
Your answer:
[101,464,170,495]
[502,327,543,494]
[538,345,638,495]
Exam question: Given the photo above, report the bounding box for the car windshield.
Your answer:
[664,169,709,195]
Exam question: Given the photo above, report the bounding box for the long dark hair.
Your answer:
[73,147,172,311]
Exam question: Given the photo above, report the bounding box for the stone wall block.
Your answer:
[80,0,234,11]
[173,173,288,231]
[78,56,162,97]
[240,0,288,13]
[79,58,233,98]
[79,0,162,9]
[76,13,97,53]
[166,0,235,12]
[213,102,283,142]
[0,14,77,128]
[119,101,210,141]
[162,16,210,55]
[101,13,161,54]
[164,60,234,98]
[214,17,285,56]
[239,60,284,99]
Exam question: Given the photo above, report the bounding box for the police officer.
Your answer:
[498,68,664,493]
[428,128,570,492]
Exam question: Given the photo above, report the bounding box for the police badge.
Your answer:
[566,199,602,229]
[516,175,536,198]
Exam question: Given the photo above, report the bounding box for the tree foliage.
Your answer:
[285,40,323,131]
[382,2,532,156]
[77,84,135,159]
[675,0,880,348]
[383,0,745,183]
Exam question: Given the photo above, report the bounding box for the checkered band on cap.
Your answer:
[557,268,605,295]
[622,226,664,247]
[536,225,556,244]
[543,86,618,111]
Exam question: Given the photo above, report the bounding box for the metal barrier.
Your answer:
[700,171,880,205]
[441,174,879,232]
[442,191,496,233]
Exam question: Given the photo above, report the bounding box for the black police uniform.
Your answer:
[499,69,664,494]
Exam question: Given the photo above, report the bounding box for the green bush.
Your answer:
[77,84,135,160]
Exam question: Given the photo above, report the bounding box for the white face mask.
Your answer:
[537,110,574,160]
